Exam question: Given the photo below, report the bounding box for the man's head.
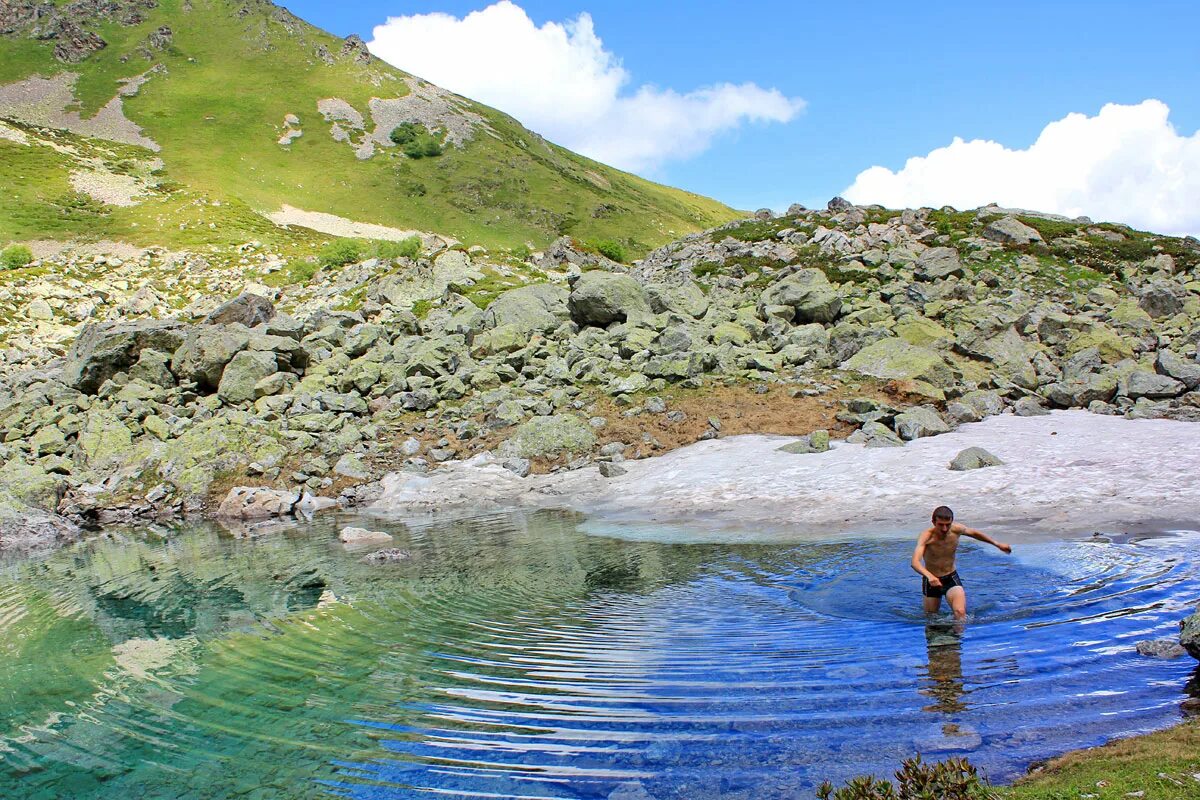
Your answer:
[932,505,954,534]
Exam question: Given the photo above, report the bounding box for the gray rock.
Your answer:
[568,272,652,327]
[914,247,964,281]
[172,324,252,390]
[1135,638,1187,659]
[215,486,300,519]
[893,406,951,440]
[982,216,1043,246]
[339,526,392,544]
[644,279,709,318]
[777,430,830,454]
[758,268,843,324]
[362,548,412,564]
[945,402,982,425]
[1156,350,1200,391]
[1013,396,1050,416]
[1181,609,1200,660]
[846,421,904,448]
[598,461,627,478]
[960,390,1007,418]
[400,437,422,456]
[1119,370,1186,400]
[1137,282,1184,319]
[63,319,187,394]
[203,293,276,327]
[502,457,531,477]
[128,348,177,388]
[949,447,1004,471]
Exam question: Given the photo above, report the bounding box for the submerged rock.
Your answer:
[339,526,392,544]
[1136,638,1187,659]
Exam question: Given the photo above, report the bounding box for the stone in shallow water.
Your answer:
[1135,638,1186,659]
[339,526,392,544]
[362,547,412,564]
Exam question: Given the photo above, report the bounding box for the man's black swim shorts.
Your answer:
[922,570,963,598]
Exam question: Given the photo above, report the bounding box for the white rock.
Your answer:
[338,526,392,544]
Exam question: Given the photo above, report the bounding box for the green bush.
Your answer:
[510,243,532,262]
[595,240,626,263]
[372,236,422,261]
[817,756,996,800]
[389,123,421,146]
[1,244,34,270]
[317,239,363,268]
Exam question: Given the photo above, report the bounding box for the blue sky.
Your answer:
[284,1,1200,233]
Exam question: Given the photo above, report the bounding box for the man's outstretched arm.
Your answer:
[959,524,1012,554]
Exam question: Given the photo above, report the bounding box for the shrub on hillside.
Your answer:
[817,756,997,800]
[318,239,363,268]
[372,236,422,261]
[595,240,626,263]
[389,123,421,146]
[1,244,33,270]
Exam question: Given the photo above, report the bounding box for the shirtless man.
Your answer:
[911,505,1012,620]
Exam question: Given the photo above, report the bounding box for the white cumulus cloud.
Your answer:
[367,1,804,173]
[843,100,1200,237]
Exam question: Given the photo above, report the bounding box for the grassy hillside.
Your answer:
[0,0,740,255]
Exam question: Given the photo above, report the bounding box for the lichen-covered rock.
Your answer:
[568,272,652,327]
[217,350,280,404]
[949,447,1004,471]
[498,415,597,459]
[777,429,830,454]
[758,268,843,324]
[1118,370,1186,400]
[483,284,569,334]
[842,338,956,388]
[63,320,187,394]
[78,408,133,468]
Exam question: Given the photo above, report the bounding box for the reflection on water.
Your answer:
[0,512,1196,799]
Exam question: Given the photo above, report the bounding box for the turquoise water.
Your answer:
[0,512,1196,799]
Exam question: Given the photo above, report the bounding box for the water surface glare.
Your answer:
[0,512,1196,799]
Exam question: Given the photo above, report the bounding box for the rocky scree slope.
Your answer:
[1,199,1199,551]
[0,0,737,253]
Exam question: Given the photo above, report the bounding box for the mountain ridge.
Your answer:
[0,0,741,254]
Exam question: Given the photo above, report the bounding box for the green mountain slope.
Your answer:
[0,0,740,255]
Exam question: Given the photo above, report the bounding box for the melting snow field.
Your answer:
[373,410,1200,541]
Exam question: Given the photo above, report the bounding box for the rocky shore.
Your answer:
[1,199,1198,557]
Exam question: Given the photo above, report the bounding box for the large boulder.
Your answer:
[62,320,187,394]
[482,284,569,334]
[893,405,951,440]
[171,324,252,390]
[215,486,301,519]
[1181,609,1200,660]
[1042,370,1119,407]
[498,415,597,459]
[217,350,281,404]
[1157,350,1200,391]
[982,216,1043,246]
[1118,370,1186,400]
[758,268,843,324]
[203,293,276,327]
[913,247,964,281]
[842,338,956,388]
[568,272,652,327]
[949,447,1004,471]
[644,278,709,318]
[1137,282,1185,319]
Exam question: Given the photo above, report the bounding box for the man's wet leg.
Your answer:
[923,595,941,615]
[946,586,967,620]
